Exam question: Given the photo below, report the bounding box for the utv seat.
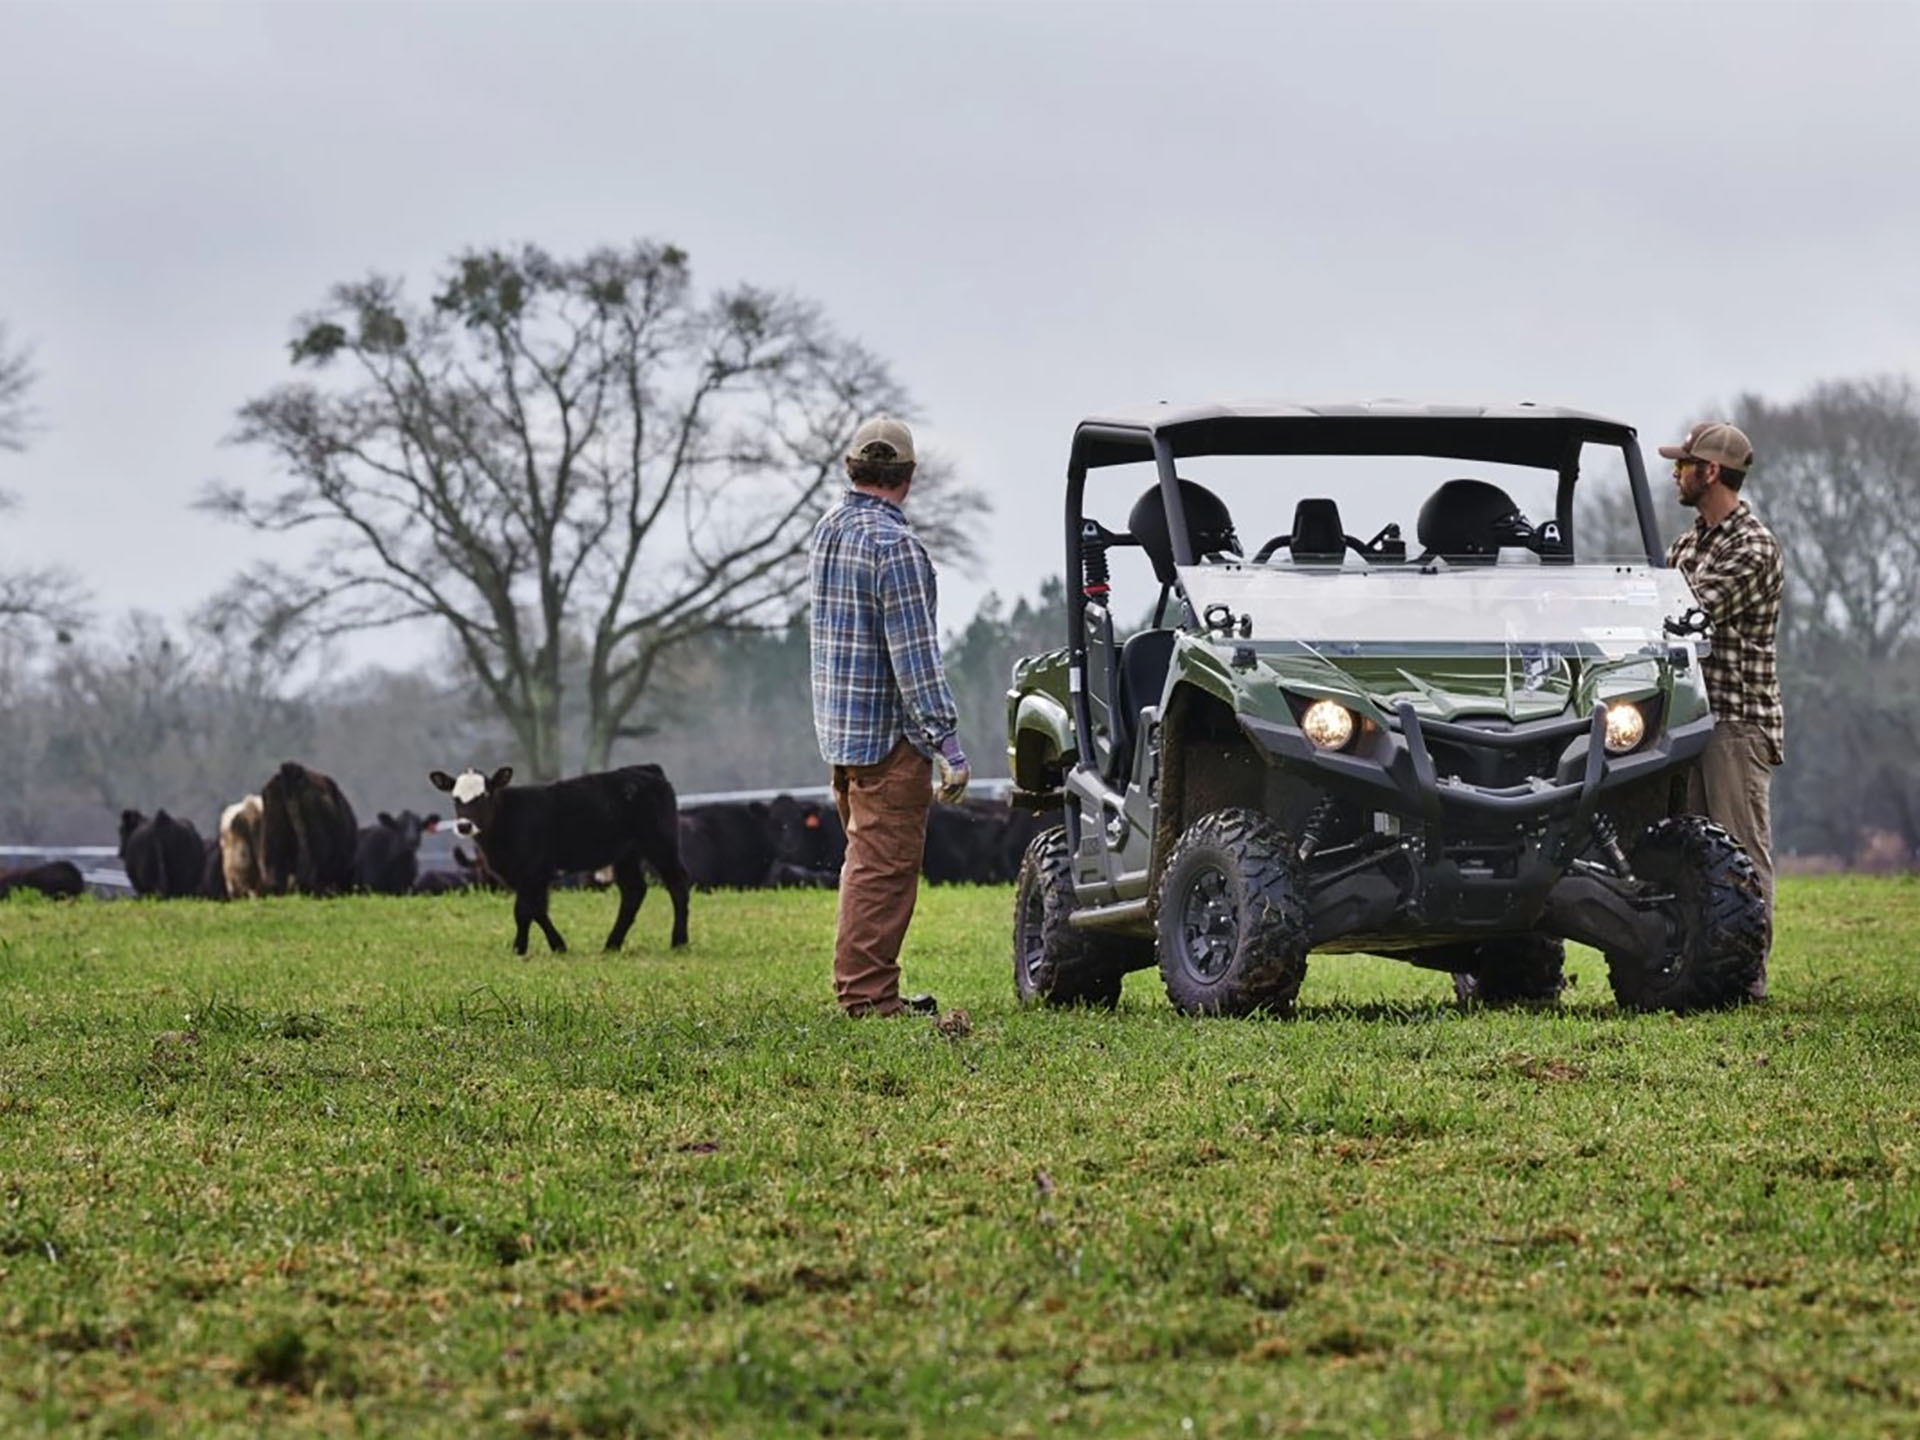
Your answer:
[1109,627,1177,784]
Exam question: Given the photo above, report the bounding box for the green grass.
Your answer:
[3,876,1920,1437]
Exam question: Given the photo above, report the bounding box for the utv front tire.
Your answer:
[1441,936,1567,1006]
[1156,809,1310,1017]
[1605,815,1767,1013]
[1012,827,1133,1008]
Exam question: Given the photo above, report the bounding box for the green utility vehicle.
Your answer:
[1006,401,1766,1015]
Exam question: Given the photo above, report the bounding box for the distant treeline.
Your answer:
[9,375,1920,868]
[0,582,1066,847]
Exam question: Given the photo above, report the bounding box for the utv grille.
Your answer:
[1424,734,1562,789]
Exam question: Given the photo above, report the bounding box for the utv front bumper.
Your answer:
[1241,700,1712,827]
[1236,701,1712,951]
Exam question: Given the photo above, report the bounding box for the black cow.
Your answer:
[677,801,777,889]
[412,869,475,895]
[964,797,1040,884]
[354,810,440,895]
[412,847,489,895]
[0,860,85,900]
[260,761,359,896]
[922,802,1009,885]
[764,793,845,887]
[199,837,228,900]
[118,810,207,898]
[428,764,691,955]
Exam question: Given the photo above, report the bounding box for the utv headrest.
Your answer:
[1289,498,1346,564]
[1128,479,1241,585]
[1416,478,1530,562]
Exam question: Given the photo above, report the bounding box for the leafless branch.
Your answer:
[208,242,988,776]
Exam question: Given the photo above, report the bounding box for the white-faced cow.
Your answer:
[428,764,691,956]
[220,795,268,898]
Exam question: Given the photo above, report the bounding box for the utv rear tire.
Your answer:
[1442,936,1567,1006]
[1605,814,1767,1013]
[1012,827,1134,1008]
[1156,809,1310,1017]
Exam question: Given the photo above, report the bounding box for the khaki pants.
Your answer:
[1684,720,1776,996]
[830,738,933,1016]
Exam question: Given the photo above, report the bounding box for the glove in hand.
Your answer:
[935,735,970,805]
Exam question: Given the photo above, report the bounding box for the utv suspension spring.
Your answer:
[1297,797,1338,862]
[1081,529,1111,600]
[1590,812,1632,875]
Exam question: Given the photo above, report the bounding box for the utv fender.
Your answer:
[1010,692,1074,794]
[1152,683,1269,908]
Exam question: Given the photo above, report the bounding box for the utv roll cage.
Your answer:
[1062,401,1663,779]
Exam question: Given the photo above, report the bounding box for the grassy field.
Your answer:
[3,877,1920,1438]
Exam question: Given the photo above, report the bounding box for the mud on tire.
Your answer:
[1013,826,1143,1008]
[1605,814,1767,1013]
[1438,936,1567,1006]
[1155,808,1310,1017]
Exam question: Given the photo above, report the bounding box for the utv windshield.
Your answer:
[1179,563,1701,658]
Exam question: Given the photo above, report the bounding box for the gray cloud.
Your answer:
[3,0,1916,657]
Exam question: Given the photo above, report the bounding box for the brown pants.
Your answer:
[830,738,933,1015]
[1685,719,1776,996]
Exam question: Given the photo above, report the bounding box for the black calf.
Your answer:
[428,764,691,956]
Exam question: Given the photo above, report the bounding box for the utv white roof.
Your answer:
[1082,398,1629,428]
[1071,399,1638,472]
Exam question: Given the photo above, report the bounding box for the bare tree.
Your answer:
[0,322,34,455]
[0,322,87,638]
[1731,376,1920,663]
[205,242,988,778]
[1711,376,1920,860]
[38,611,315,820]
[1572,452,1674,561]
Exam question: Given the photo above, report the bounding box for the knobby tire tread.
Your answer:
[1605,814,1767,1013]
[1012,826,1129,1008]
[1157,808,1310,1017]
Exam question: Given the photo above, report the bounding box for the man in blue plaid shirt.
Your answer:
[808,415,969,1017]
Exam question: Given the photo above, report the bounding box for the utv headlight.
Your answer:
[1603,700,1647,754]
[1301,699,1356,751]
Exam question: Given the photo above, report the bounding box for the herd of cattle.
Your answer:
[0,759,1042,914]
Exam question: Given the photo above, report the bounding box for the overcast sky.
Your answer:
[4,0,1918,667]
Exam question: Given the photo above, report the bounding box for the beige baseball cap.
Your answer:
[846,414,915,465]
[1658,420,1755,471]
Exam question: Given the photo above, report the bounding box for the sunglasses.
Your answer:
[1672,458,1708,478]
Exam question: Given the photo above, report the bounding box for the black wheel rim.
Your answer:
[1176,864,1238,982]
[1638,851,1697,991]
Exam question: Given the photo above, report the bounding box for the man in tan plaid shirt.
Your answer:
[1661,420,1784,998]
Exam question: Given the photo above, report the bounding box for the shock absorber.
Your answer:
[1590,811,1632,875]
[1080,521,1111,601]
[1297,796,1337,862]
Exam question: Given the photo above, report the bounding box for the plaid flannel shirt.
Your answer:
[808,491,961,767]
[1667,500,1786,764]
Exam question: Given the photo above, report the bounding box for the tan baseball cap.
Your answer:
[1658,420,1755,471]
[846,414,915,465]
